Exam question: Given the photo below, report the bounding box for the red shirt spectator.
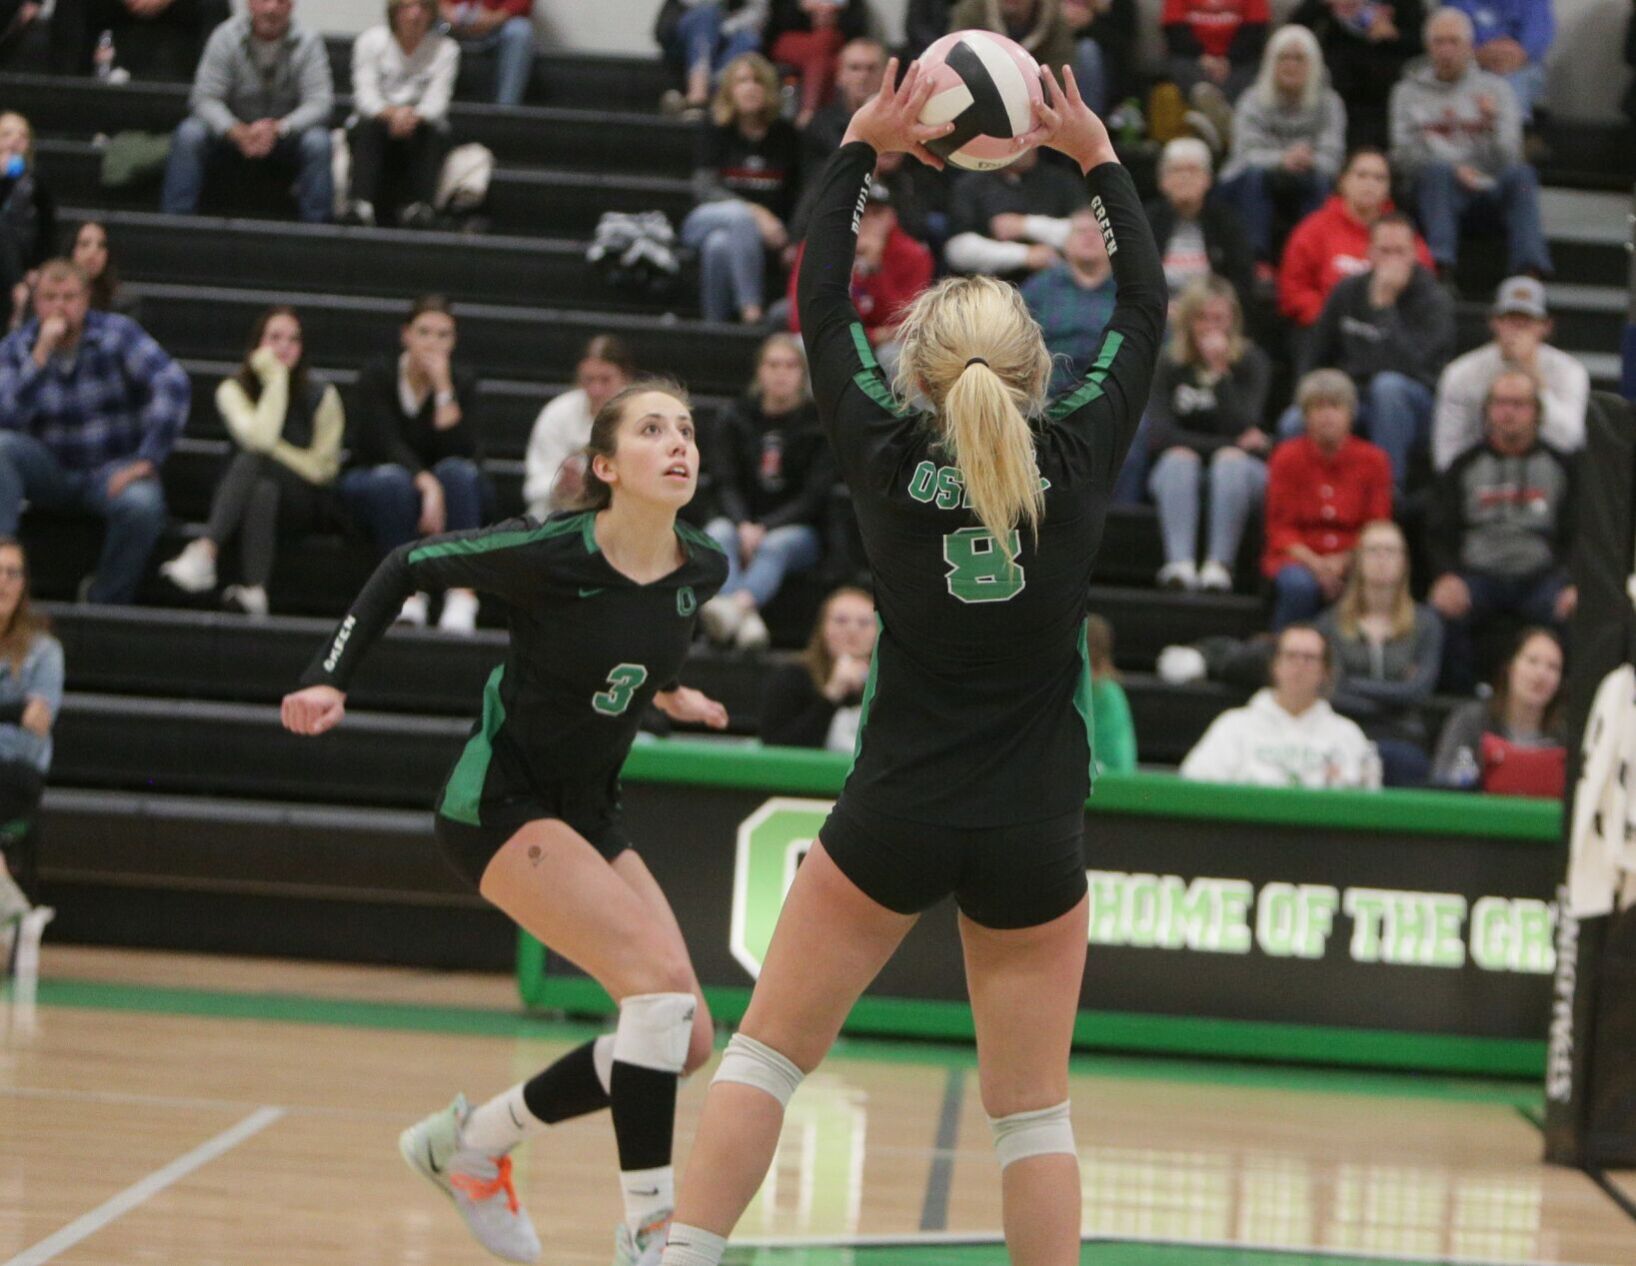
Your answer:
[1262,433,1392,577]
[1161,0,1270,60]
[788,191,931,348]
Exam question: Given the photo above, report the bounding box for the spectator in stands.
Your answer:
[1389,7,1552,281]
[160,0,334,224]
[699,333,834,651]
[342,295,488,633]
[788,180,931,379]
[1161,0,1270,118]
[158,307,342,617]
[11,219,136,333]
[1146,276,1271,593]
[683,52,802,324]
[1277,148,1431,333]
[1294,212,1453,490]
[905,0,956,56]
[658,0,769,117]
[0,260,188,604]
[0,539,61,923]
[1180,622,1378,787]
[1062,0,1139,113]
[1144,138,1254,303]
[1086,613,1137,773]
[1433,275,1587,472]
[802,36,885,159]
[760,584,874,749]
[948,0,1111,111]
[1427,367,1574,692]
[48,0,229,80]
[1263,369,1392,629]
[1444,0,1554,124]
[0,113,53,320]
[1290,0,1424,149]
[1216,25,1347,269]
[1432,625,1565,794]
[441,0,535,106]
[764,0,867,129]
[344,0,460,229]
[1021,205,1117,393]
[1317,519,1442,786]
[945,146,1086,280]
[523,335,636,520]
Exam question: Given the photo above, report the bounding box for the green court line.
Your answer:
[722,1243,1466,1266]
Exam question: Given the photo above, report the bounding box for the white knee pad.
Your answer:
[613,992,696,1073]
[710,1033,804,1107]
[989,1100,1075,1169]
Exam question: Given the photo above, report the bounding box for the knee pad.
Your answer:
[989,1100,1075,1170]
[613,991,696,1074]
[711,1033,803,1108]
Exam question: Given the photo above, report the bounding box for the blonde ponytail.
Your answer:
[942,360,1044,550]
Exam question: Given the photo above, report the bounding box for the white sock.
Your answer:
[659,1221,725,1266]
[460,1082,545,1154]
[621,1164,674,1236]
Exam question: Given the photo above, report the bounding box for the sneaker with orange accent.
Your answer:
[399,1094,541,1263]
[612,1210,672,1266]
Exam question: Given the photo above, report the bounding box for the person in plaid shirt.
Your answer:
[0,260,189,603]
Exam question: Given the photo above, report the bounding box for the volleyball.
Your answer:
[917,29,1045,172]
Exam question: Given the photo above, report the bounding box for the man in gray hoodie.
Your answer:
[1388,6,1550,280]
[159,0,334,223]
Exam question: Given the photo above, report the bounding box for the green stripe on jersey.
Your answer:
[1045,330,1125,421]
[851,615,883,763]
[440,664,508,826]
[410,512,587,565]
[1073,628,1097,789]
[850,322,913,418]
[849,321,880,371]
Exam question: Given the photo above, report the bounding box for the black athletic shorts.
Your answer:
[433,781,632,889]
[818,796,1088,930]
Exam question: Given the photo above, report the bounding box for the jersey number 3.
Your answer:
[943,528,1025,603]
[593,663,649,716]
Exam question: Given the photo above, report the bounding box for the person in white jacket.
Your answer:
[1432,275,1588,471]
[522,335,635,519]
[345,0,460,228]
[1180,624,1380,788]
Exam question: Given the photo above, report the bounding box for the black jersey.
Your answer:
[300,511,728,827]
[796,142,1166,827]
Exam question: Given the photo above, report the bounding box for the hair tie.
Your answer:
[965,358,988,370]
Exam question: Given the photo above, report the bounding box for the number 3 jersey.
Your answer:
[797,142,1167,827]
[299,511,728,823]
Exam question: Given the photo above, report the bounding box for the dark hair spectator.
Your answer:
[1021,204,1118,395]
[657,0,769,117]
[681,52,803,324]
[344,0,460,229]
[698,333,834,651]
[158,307,343,617]
[0,259,188,604]
[945,146,1087,280]
[523,335,636,520]
[1288,0,1425,149]
[764,0,867,128]
[1427,367,1574,693]
[0,539,59,920]
[11,219,139,334]
[0,113,56,318]
[1085,614,1137,773]
[1147,276,1271,593]
[48,0,229,80]
[440,0,536,106]
[340,295,489,633]
[760,584,875,748]
[1144,138,1254,301]
[160,0,335,223]
[1263,368,1392,629]
[1316,519,1442,786]
[1432,626,1565,795]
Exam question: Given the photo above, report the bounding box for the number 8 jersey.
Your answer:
[797,142,1167,827]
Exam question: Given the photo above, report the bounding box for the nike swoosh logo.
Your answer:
[630,1186,661,1197]
[579,587,605,598]
[427,1142,442,1175]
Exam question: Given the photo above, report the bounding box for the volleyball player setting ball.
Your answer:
[658,60,1166,1266]
[281,384,730,1265]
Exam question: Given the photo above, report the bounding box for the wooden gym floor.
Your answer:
[5,946,1636,1266]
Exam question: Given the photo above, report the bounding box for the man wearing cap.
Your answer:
[1432,275,1588,471]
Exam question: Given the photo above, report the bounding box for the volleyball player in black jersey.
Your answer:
[282,383,730,1266]
[659,64,1166,1266]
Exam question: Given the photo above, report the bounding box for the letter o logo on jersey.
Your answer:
[677,586,697,617]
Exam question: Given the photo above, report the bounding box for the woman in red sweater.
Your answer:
[1263,368,1392,629]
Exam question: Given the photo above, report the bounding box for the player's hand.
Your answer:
[654,686,729,730]
[1028,65,1115,175]
[840,57,956,170]
[282,685,346,736]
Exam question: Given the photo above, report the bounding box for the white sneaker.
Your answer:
[613,1212,671,1266]
[400,1095,541,1264]
[439,590,479,634]
[697,595,743,645]
[222,584,269,618]
[159,540,216,593]
[396,593,429,627]
[734,610,770,652]
[1197,560,1234,592]
[1156,561,1198,591]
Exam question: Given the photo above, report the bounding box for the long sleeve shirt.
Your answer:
[1277,195,1433,327]
[1145,346,1272,456]
[692,119,803,222]
[1220,87,1348,184]
[1303,266,1454,390]
[350,25,460,126]
[1161,0,1270,62]
[1446,0,1555,61]
[1021,264,1120,394]
[347,355,480,473]
[1262,434,1393,576]
[0,634,63,773]
[215,358,344,487]
[1428,438,1574,579]
[0,313,190,471]
[1316,604,1443,725]
[1390,58,1523,177]
[1432,342,1588,471]
[704,396,836,530]
[189,16,334,138]
[523,387,594,519]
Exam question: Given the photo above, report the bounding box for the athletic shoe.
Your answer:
[439,590,479,634]
[400,1095,541,1264]
[697,595,743,645]
[1156,561,1198,591]
[160,540,217,594]
[222,584,269,618]
[734,610,770,652]
[1196,561,1233,593]
[612,1210,672,1266]
[397,592,429,627]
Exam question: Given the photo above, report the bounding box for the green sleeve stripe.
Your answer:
[1045,330,1125,422]
[1073,630,1097,790]
[409,513,586,565]
[849,322,879,371]
[438,663,507,826]
[852,368,912,418]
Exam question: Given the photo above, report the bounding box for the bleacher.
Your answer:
[4,39,1631,967]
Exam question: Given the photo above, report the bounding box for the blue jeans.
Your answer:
[673,4,762,77]
[1503,59,1548,124]
[1275,371,1432,492]
[1410,161,1553,277]
[1216,165,1325,262]
[1111,414,1154,506]
[1148,447,1267,568]
[682,200,765,322]
[457,17,536,106]
[0,431,166,603]
[1073,38,1108,115]
[1439,567,1567,694]
[1272,562,1326,630]
[161,116,333,223]
[705,517,821,609]
[340,458,487,558]
[1375,737,1431,788]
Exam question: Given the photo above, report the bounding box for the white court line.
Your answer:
[2,1105,284,1266]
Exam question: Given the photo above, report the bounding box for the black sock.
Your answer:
[522,1039,612,1125]
[609,1060,678,1171]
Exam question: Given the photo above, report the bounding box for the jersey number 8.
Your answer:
[593,663,649,716]
[942,528,1025,604]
